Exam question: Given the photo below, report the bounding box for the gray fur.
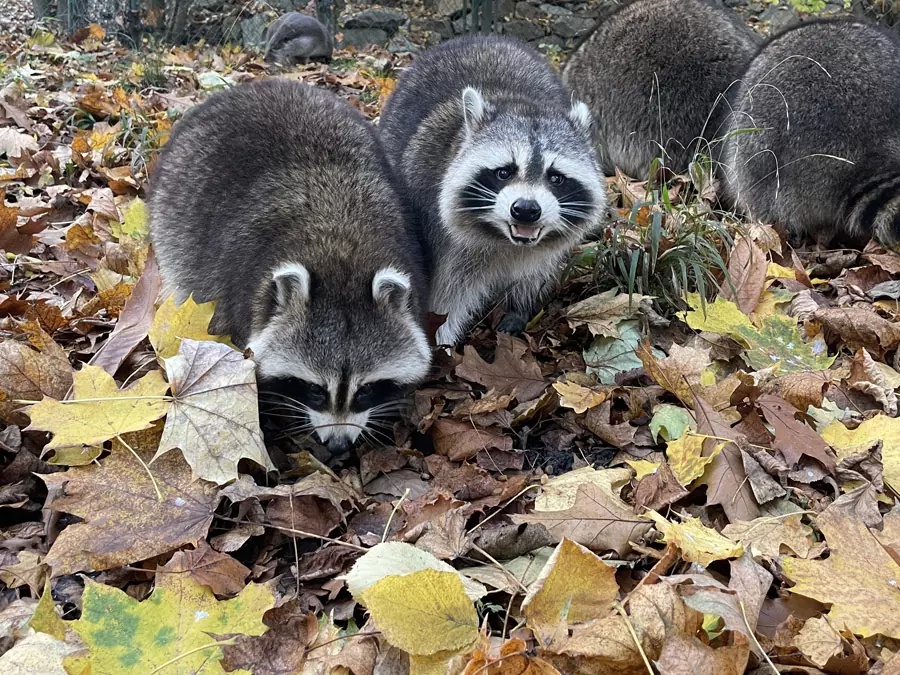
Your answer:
[379,36,606,345]
[563,0,759,178]
[722,19,900,247]
[264,13,333,65]
[150,79,430,452]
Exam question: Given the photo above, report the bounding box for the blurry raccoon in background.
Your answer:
[723,19,900,248]
[563,0,759,178]
[264,13,333,65]
[150,79,430,456]
[379,36,606,345]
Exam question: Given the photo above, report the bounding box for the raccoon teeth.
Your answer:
[510,224,541,240]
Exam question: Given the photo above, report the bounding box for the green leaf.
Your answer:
[584,320,664,385]
[649,403,696,442]
[30,578,67,641]
[736,314,834,374]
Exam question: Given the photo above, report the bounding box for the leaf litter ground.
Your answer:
[1,18,900,675]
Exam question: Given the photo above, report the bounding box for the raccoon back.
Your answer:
[149,79,425,346]
[563,0,759,178]
[722,19,900,245]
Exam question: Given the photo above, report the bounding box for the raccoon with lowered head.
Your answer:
[150,79,431,455]
[563,0,759,178]
[264,12,333,65]
[379,36,606,345]
[722,19,900,247]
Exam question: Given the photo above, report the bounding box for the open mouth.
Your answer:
[508,223,542,244]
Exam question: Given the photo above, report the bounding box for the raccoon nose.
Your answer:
[326,435,352,455]
[510,199,542,223]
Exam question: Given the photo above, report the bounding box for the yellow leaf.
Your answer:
[722,514,814,559]
[522,539,619,643]
[359,569,479,657]
[533,466,632,511]
[626,459,659,479]
[766,263,796,280]
[821,415,900,494]
[679,294,754,336]
[666,434,723,487]
[646,511,744,567]
[26,366,169,449]
[30,578,66,641]
[148,294,220,360]
[552,381,608,414]
[792,617,842,667]
[782,510,900,639]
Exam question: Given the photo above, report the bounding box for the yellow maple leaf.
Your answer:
[626,459,659,479]
[782,510,900,639]
[679,294,754,336]
[552,380,608,414]
[821,415,900,494]
[26,366,170,449]
[646,511,744,567]
[360,568,479,657]
[148,294,221,359]
[766,263,797,280]
[522,539,619,644]
[666,434,724,487]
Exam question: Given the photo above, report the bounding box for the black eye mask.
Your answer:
[350,380,409,413]
[260,376,329,410]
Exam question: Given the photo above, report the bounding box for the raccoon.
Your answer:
[379,36,606,345]
[150,79,431,454]
[563,0,759,178]
[264,12,333,65]
[722,19,900,247]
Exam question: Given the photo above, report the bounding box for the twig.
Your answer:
[214,514,367,551]
[116,434,162,501]
[382,488,409,543]
[147,638,238,674]
[740,599,778,675]
[614,601,653,675]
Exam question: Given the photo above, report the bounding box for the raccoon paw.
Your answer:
[497,312,528,336]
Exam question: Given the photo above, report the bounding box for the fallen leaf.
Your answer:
[848,347,898,416]
[757,394,836,471]
[463,637,560,674]
[161,540,249,596]
[632,461,689,511]
[782,510,900,639]
[793,616,843,667]
[521,539,619,644]
[29,578,66,641]
[646,511,744,567]
[157,339,272,484]
[812,306,900,355]
[512,481,651,556]
[0,629,80,674]
[722,514,814,559]
[220,601,317,675]
[583,399,637,448]
[552,380,608,414]
[655,635,748,675]
[822,414,900,495]
[564,289,647,337]
[65,574,274,674]
[0,339,72,407]
[666,433,723,487]
[740,314,834,374]
[40,428,218,576]
[533,467,632,512]
[649,403,695,442]
[0,201,34,254]
[583,320,662,384]
[431,418,513,461]
[26,366,169,450]
[680,294,754,336]
[359,568,479,656]
[0,127,39,158]
[148,293,220,360]
[456,333,547,401]
[720,235,767,314]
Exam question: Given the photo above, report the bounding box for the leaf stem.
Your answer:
[116,434,163,501]
[740,599,778,674]
[614,601,653,675]
[382,488,409,543]
[213,515,367,551]
[147,637,238,674]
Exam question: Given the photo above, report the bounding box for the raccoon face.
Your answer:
[248,264,431,455]
[439,87,604,249]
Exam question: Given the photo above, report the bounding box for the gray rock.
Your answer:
[410,18,453,39]
[268,0,298,10]
[758,4,798,32]
[241,14,268,47]
[540,3,572,16]
[498,0,516,17]
[552,14,595,38]
[503,19,546,41]
[388,34,417,53]
[425,0,465,16]
[516,2,542,19]
[339,27,389,47]
[344,8,408,33]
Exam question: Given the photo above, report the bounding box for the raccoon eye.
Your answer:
[264,377,328,410]
[352,380,406,412]
[494,167,513,181]
[548,171,566,186]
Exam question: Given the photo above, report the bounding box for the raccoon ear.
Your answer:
[461,87,491,134]
[568,100,593,137]
[272,263,311,310]
[372,267,411,313]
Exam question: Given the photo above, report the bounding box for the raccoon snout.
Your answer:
[510,199,542,223]
[326,435,352,454]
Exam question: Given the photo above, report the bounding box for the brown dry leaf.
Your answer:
[655,635,749,675]
[0,200,34,254]
[875,507,900,567]
[512,481,651,556]
[540,582,702,672]
[583,400,637,449]
[414,506,473,560]
[564,289,647,337]
[764,371,829,411]
[812,306,900,355]
[637,342,709,406]
[552,380,608,414]
[0,550,47,596]
[782,509,900,639]
[0,127,39,158]
[157,339,273,484]
[431,418,513,462]
[693,396,760,522]
[720,235,767,314]
[722,514,815,559]
[729,553,773,634]
[463,637,561,674]
[455,333,547,401]
[633,460,689,511]
[160,539,249,596]
[757,394,836,471]
[0,338,73,410]
[220,600,317,674]
[792,616,843,667]
[521,539,619,645]
[39,427,218,576]
[848,347,898,416]
[823,482,882,528]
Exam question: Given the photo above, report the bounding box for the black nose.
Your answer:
[510,199,542,223]
[326,436,352,455]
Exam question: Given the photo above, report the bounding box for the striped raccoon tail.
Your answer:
[844,161,900,246]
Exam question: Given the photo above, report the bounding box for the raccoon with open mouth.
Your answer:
[150,79,431,456]
[379,36,606,345]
